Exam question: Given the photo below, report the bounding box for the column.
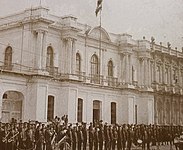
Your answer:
[66,38,72,74]
[144,58,148,86]
[125,53,129,83]
[41,31,47,70]
[171,99,174,124]
[35,30,44,70]
[178,65,181,86]
[138,59,141,86]
[162,59,165,84]
[154,98,158,124]
[178,98,181,125]
[163,96,166,124]
[170,64,173,85]
[154,57,157,83]
[71,39,76,74]
[160,65,162,84]
[63,39,68,74]
[181,101,183,125]
[141,59,145,86]
[167,66,170,85]
[148,59,151,87]
[129,54,132,84]
[122,54,126,83]
[120,54,124,83]
[139,58,143,86]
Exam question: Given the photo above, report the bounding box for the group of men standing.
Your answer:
[0,117,183,150]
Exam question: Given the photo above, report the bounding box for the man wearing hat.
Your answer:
[82,123,87,150]
[77,125,83,150]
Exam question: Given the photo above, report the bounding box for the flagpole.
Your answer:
[95,0,103,83]
[99,7,102,83]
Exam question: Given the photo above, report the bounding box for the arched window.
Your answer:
[4,46,12,70]
[111,102,116,124]
[174,102,179,124]
[46,46,54,68]
[108,60,113,77]
[47,95,54,121]
[132,66,135,82]
[173,69,178,84]
[156,65,161,83]
[91,54,99,83]
[91,54,99,75]
[76,53,81,73]
[166,101,170,124]
[2,91,23,123]
[157,100,163,124]
[77,98,83,122]
[2,93,7,99]
[165,68,169,84]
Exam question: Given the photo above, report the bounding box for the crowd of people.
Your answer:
[0,116,183,150]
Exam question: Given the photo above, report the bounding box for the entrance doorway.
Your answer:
[2,91,23,123]
[47,95,54,121]
[93,100,101,123]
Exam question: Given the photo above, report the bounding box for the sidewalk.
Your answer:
[130,144,176,150]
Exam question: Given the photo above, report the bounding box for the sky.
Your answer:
[0,0,183,49]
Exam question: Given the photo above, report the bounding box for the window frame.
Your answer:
[77,98,83,122]
[111,102,116,124]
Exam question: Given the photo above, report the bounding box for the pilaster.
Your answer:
[62,37,77,74]
[35,30,44,70]
[42,31,48,70]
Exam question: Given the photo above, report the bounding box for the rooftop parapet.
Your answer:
[24,6,49,18]
[118,33,137,46]
[0,6,49,26]
[61,15,78,29]
[138,39,151,51]
[152,42,183,58]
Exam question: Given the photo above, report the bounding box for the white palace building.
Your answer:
[0,6,183,125]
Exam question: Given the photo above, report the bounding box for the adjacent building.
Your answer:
[0,6,183,125]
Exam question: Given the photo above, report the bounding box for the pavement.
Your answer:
[130,144,177,150]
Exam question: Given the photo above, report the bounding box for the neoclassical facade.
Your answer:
[0,6,182,125]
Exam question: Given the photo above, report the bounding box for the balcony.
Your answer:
[46,66,58,76]
[90,74,104,85]
[106,76,118,87]
[75,71,86,82]
[0,64,13,71]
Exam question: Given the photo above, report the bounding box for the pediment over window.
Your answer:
[88,26,111,42]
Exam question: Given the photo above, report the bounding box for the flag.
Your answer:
[95,0,103,16]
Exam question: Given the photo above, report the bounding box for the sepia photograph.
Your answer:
[0,0,183,149]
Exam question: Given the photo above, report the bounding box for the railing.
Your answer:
[106,76,118,87]
[75,71,86,81]
[153,44,183,58]
[0,63,35,73]
[90,74,104,84]
[46,66,59,76]
[0,65,13,71]
[151,82,183,94]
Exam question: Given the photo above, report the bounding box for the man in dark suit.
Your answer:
[126,126,134,150]
[0,122,4,149]
[104,123,110,150]
[117,125,122,150]
[72,126,77,150]
[112,126,118,150]
[89,126,94,150]
[66,124,73,148]
[77,126,83,150]
[121,125,127,150]
[98,126,104,150]
[82,123,87,150]
[94,127,99,150]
